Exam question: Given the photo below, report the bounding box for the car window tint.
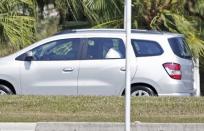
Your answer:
[168,37,192,59]
[131,40,163,57]
[31,38,80,61]
[85,38,125,59]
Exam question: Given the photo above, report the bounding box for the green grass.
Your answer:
[0,96,204,123]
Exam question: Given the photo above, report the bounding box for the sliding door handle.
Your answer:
[63,67,74,72]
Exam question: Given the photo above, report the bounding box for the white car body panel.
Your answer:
[20,61,79,95]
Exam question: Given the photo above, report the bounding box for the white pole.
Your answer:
[124,1,127,28]
[125,0,132,131]
[194,58,200,96]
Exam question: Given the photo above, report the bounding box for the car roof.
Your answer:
[54,28,183,37]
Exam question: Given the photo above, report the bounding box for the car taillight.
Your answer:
[163,63,181,80]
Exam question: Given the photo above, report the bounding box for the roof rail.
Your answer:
[131,29,163,34]
[54,28,164,35]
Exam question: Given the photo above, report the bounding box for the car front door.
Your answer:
[18,38,81,95]
[78,37,126,96]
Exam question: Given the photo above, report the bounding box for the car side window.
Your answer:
[131,39,163,57]
[16,38,81,61]
[168,37,192,59]
[32,39,81,61]
[85,38,125,60]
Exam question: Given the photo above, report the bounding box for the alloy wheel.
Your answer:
[131,90,150,96]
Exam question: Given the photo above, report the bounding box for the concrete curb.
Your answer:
[1,122,204,131]
[35,122,129,131]
[35,122,204,131]
[0,123,36,131]
[135,123,204,131]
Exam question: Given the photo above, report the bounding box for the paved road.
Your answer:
[1,122,204,131]
[0,123,36,131]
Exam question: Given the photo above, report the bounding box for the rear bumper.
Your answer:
[158,89,196,96]
[156,76,195,96]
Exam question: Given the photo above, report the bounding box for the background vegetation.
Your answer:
[0,0,204,56]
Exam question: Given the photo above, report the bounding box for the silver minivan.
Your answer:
[0,29,196,96]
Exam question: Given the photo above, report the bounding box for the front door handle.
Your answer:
[120,67,126,71]
[63,67,74,72]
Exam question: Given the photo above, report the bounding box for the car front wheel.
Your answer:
[0,84,13,95]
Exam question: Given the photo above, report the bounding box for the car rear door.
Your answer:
[77,37,126,96]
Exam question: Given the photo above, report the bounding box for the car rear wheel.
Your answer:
[131,86,155,96]
[0,84,13,95]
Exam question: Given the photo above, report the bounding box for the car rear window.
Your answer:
[168,37,192,59]
[131,40,163,57]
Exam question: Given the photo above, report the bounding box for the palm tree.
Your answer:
[53,0,122,27]
[82,0,123,26]
[0,0,36,49]
[42,0,204,56]
[79,0,204,57]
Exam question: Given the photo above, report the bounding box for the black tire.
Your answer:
[131,85,155,96]
[0,84,13,95]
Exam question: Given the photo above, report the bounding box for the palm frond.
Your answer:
[0,0,36,48]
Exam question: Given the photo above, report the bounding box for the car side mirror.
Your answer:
[25,51,34,61]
